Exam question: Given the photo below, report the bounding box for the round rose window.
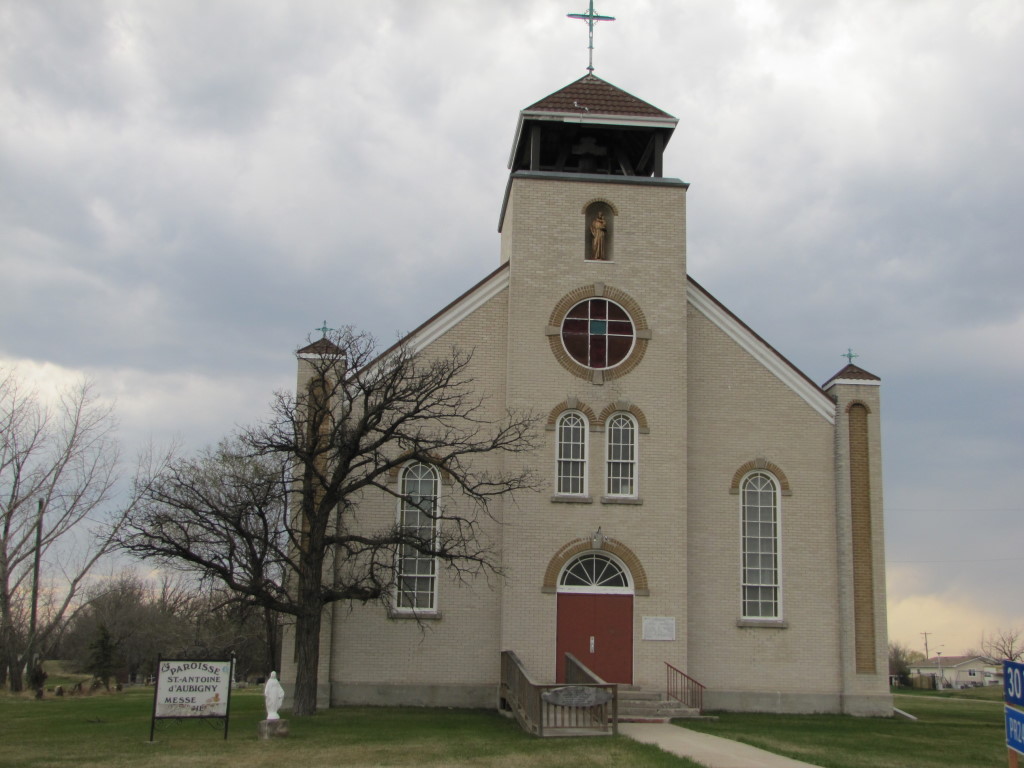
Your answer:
[560,298,635,370]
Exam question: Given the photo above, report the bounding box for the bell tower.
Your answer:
[497,74,691,691]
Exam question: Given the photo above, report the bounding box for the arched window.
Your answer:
[556,412,588,495]
[558,553,631,593]
[741,472,780,619]
[396,462,439,611]
[605,413,637,497]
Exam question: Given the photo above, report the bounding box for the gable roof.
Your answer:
[913,655,998,668]
[359,268,835,425]
[524,74,676,120]
[687,276,836,424]
[364,262,511,370]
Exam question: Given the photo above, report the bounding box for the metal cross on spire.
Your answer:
[567,1,615,74]
[842,348,860,365]
[315,320,335,337]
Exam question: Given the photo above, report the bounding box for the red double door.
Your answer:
[555,592,633,684]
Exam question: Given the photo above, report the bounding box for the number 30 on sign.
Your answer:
[1006,660,1024,708]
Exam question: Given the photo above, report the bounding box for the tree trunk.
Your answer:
[291,607,322,716]
[7,652,23,692]
[264,605,279,675]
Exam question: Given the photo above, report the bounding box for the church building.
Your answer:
[282,73,892,716]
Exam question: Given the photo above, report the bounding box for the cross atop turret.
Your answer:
[567,2,615,73]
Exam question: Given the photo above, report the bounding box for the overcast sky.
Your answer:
[3,0,1021,658]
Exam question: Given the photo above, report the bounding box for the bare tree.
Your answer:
[0,370,156,691]
[888,641,924,687]
[119,329,538,715]
[980,627,1023,662]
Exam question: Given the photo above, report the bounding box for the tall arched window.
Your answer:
[741,472,780,619]
[556,412,588,495]
[605,413,637,497]
[396,462,439,611]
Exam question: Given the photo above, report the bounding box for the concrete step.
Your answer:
[614,689,703,722]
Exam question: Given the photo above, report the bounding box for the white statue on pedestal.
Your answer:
[264,671,285,720]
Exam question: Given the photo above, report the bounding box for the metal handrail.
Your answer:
[665,662,705,712]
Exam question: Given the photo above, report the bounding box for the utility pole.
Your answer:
[921,631,932,660]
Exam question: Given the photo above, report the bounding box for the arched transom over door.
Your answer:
[555,552,634,684]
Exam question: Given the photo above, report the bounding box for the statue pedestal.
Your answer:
[258,719,289,739]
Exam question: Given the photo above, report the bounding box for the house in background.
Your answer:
[281,73,892,716]
[911,656,1001,688]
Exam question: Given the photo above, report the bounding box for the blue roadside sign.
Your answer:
[1007,706,1024,756]
[1006,660,1024,708]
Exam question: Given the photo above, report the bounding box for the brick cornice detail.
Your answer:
[546,399,598,428]
[542,537,650,594]
[729,458,792,495]
[385,455,453,484]
[579,198,620,216]
[596,401,649,431]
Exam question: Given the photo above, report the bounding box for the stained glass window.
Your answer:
[561,299,635,370]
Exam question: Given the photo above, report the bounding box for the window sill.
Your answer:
[600,495,642,505]
[389,609,442,621]
[551,494,593,504]
[736,618,788,629]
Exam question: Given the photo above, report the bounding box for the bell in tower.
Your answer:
[508,74,678,178]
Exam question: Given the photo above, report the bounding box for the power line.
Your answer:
[888,507,1022,513]
[889,557,1022,564]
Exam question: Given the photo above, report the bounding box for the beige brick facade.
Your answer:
[282,77,891,716]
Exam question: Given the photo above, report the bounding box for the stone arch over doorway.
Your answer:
[541,536,650,595]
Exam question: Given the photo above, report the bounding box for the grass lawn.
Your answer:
[678,691,1009,768]
[0,688,700,768]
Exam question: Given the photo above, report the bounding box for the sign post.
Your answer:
[1005,660,1024,768]
[150,656,235,742]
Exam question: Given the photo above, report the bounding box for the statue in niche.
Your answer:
[590,211,608,260]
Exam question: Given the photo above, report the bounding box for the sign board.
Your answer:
[1006,706,1024,756]
[642,616,676,641]
[542,685,613,708]
[150,657,234,741]
[1007,660,1024,709]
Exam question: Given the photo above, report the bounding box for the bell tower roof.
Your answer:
[509,74,678,178]
[523,73,676,121]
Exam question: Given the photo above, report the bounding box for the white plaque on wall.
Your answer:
[642,616,676,641]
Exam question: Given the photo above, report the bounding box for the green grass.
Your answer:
[894,684,1005,702]
[0,688,699,768]
[677,693,1008,768]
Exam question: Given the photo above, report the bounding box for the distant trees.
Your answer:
[119,329,539,716]
[58,569,279,684]
[0,369,158,692]
[888,641,924,687]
